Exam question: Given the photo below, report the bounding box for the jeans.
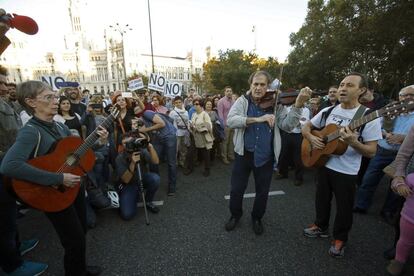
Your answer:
[229,151,273,220]
[0,173,23,273]
[355,146,400,211]
[119,172,160,220]
[150,135,177,193]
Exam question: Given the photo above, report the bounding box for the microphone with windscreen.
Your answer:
[0,13,38,35]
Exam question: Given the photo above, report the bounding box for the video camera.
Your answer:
[125,135,149,153]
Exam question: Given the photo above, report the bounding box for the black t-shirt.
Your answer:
[70,102,87,117]
[64,116,82,137]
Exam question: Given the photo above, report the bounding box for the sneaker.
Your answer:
[303,224,329,238]
[146,202,160,214]
[7,260,48,276]
[328,240,346,258]
[19,239,39,256]
[386,259,405,276]
[225,216,240,231]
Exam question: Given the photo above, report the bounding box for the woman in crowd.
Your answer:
[111,92,135,151]
[204,99,223,163]
[53,96,83,138]
[152,94,168,115]
[387,125,414,275]
[190,99,214,177]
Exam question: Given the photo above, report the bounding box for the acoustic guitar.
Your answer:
[301,100,414,168]
[9,105,120,212]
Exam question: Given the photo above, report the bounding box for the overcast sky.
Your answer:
[1,0,308,61]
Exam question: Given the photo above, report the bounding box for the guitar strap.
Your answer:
[26,124,41,158]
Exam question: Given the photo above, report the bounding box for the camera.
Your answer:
[125,136,149,153]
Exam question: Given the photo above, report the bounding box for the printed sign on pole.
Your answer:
[164,81,182,98]
[148,73,166,93]
[128,78,145,91]
[40,76,66,91]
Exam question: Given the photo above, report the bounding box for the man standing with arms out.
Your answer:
[302,72,382,258]
[217,86,235,164]
[225,71,310,235]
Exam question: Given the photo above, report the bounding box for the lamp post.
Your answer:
[109,23,132,90]
[147,0,155,73]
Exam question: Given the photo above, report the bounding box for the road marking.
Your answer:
[224,190,285,200]
[137,200,164,207]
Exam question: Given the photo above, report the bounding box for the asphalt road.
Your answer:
[11,161,412,276]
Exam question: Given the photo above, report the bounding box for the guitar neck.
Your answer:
[326,109,380,142]
[74,114,115,157]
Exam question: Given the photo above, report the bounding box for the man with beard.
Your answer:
[64,85,87,117]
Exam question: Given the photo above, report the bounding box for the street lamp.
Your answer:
[109,23,132,90]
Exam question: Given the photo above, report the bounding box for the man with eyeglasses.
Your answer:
[354,86,414,221]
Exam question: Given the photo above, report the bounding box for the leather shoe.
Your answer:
[86,265,102,276]
[274,173,287,180]
[225,216,240,231]
[252,218,264,235]
[146,203,160,214]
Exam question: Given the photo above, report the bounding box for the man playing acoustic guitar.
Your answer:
[1,81,108,275]
[301,72,382,258]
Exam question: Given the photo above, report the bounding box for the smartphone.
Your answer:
[122,92,133,98]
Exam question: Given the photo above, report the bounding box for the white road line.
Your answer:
[224,190,285,200]
[137,200,164,207]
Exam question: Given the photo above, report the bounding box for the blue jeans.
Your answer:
[355,146,400,211]
[0,173,23,273]
[119,172,160,220]
[229,151,273,220]
[150,135,177,193]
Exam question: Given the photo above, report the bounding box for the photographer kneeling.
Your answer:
[115,131,160,220]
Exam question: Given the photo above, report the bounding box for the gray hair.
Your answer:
[248,70,272,85]
[17,81,52,115]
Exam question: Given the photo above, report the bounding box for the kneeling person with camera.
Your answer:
[115,131,160,220]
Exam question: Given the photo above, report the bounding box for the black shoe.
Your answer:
[86,265,103,276]
[383,247,396,260]
[146,202,160,214]
[294,179,303,186]
[182,168,192,175]
[203,169,210,177]
[353,207,367,214]
[252,218,264,235]
[225,216,240,231]
[380,211,395,225]
[274,173,287,180]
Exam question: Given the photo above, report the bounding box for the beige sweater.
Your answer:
[191,110,214,149]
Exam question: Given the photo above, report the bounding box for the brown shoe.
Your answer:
[222,158,230,165]
[386,260,404,275]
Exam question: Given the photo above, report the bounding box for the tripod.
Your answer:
[135,159,150,225]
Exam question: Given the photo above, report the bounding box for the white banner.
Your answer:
[148,73,166,93]
[128,78,145,91]
[40,76,66,91]
[164,81,182,98]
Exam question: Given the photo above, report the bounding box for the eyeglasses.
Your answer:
[37,94,59,102]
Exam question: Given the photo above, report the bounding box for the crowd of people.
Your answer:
[0,64,414,275]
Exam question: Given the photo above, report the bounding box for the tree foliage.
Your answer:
[285,0,414,97]
[202,49,283,94]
